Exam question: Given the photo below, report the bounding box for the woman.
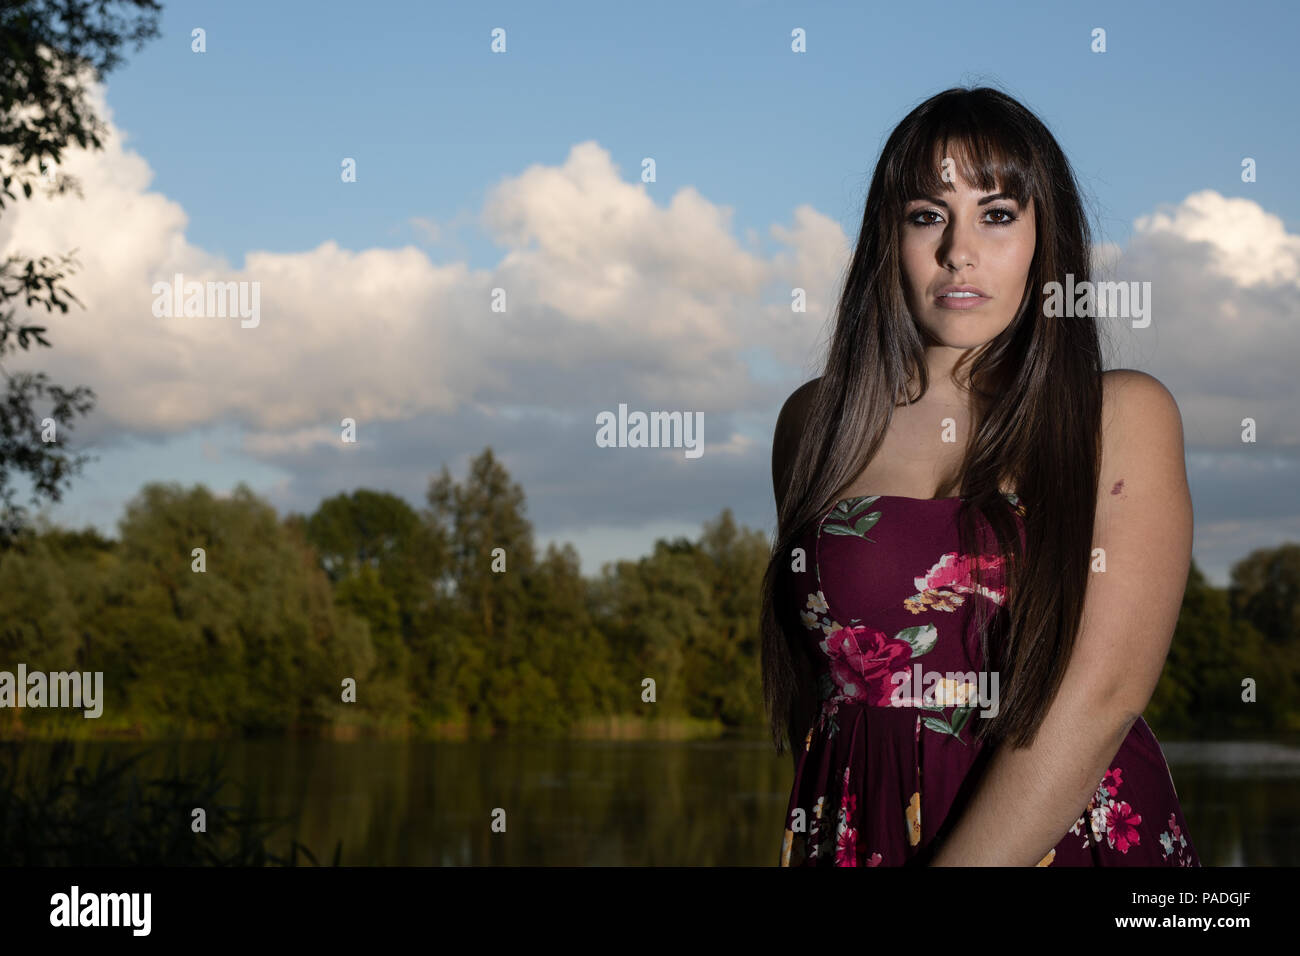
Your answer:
[762,86,1199,867]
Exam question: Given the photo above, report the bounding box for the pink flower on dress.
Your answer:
[864,851,883,866]
[836,816,858,865]
[820,626,914,705]
[835,765,859,866]
[1101,767,1123,797]
[1104,801,1142,853]
[904,552,1008,613]
[1073,766,1134,852]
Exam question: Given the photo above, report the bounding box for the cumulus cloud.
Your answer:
[0,84,839,453]
[1133,190,1300,288]
[1106,189,1300,448]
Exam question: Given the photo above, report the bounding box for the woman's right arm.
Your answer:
[773,378,821,774]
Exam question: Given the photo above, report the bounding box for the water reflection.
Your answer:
[1,737,1292,865]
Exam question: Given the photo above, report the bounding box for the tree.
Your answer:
[303,488,447,622]
[425,448,537,732]
[1229,544,1300,647]
[690,508,771,726]
[597,538,709,725]
[301,488,452,728]
[102,482,376,733]
[0,0,162,545]
[1227,544,1300,732]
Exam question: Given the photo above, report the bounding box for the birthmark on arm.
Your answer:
[1110,478,1126,499]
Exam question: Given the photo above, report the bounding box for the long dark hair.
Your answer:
[761,86,1105,756]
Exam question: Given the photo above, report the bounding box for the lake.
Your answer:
[2,736,1295,865]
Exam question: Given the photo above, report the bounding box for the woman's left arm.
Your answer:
[929,370,1193,866]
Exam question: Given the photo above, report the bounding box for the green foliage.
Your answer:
[0,447,1295,741]
[1145,559,1296,738]
[0,482,377,736]
[0,1,164,546]
[1230,544,1300,648]
[0,2,163,195]
[301,488,450,727]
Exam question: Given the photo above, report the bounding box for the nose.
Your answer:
[938,217,978,271]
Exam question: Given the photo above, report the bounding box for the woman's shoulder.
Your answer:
[1102,367,1176,399]
[772,377,822,509]
[780,375,822,409]
[1101,369,1183,433]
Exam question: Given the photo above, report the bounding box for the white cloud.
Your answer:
[1106,190,1300,447]
[0,88,837,446]
[1133,190,1300,287]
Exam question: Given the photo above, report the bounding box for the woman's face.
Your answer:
[899,170,1036,350]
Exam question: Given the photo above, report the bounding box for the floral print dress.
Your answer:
[779,493,1199,867]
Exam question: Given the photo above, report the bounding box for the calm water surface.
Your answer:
[6,736,1297,865]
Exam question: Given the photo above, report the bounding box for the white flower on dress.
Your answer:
[930,677,978,706]
[1089,802,1111,842]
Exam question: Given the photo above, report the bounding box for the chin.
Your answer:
[919,320,1003,348]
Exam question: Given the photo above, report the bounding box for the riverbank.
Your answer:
[0,712,740,742]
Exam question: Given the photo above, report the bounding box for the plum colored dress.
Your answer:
[779,493,1199,867]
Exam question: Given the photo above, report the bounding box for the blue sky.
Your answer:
[6,0,1300,586]
[106,0,1300,257]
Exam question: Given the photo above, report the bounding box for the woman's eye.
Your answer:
[906,207,1018,227]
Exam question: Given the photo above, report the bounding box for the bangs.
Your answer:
[895,118,1035,211]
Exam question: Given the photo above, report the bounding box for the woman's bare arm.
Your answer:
[929,370,1193,865]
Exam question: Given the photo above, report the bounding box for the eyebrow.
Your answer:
[906,192,1018,208]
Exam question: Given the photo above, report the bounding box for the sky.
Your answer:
[2,0,1298,587]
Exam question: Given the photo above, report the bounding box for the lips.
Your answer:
[935,284,988,298]
[934,284,990,310]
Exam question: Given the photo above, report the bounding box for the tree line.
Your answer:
[0,447,1294,741]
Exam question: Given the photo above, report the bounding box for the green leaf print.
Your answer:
[949,706,974,736]
[822,496,882,542]
[839,496,881,516]
[893,623,938,658]
[920,713,970,746]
